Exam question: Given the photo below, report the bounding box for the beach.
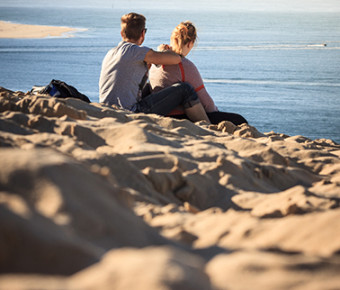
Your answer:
[0,21,76,38]
[0,86,339,289]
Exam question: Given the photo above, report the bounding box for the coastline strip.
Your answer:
[0,20,78,39]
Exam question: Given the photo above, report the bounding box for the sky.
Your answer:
[0,0,340,12]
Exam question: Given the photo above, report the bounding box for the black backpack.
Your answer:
[41,79,91,103]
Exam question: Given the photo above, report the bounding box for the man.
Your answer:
[99,12,210,123]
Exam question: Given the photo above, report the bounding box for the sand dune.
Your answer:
[0,87,339,289]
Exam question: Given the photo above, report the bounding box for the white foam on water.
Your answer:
[203,79,340,87]
[196,44,340,51]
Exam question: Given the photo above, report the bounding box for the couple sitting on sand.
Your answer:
[99,12,247,125]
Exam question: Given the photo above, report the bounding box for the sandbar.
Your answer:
[0,20,77,39]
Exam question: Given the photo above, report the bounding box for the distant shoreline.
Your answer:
[0,20,82,39]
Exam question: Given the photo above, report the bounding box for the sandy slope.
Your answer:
[0,87,339,289]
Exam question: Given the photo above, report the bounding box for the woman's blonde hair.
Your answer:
[170,21,197,55]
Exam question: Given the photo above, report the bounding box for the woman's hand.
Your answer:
[157,44,171,51]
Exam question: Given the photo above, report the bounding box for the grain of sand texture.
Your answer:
[0,87,339,289]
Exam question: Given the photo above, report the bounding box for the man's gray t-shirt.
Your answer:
[99,41,150,110]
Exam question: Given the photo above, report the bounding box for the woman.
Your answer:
[149,21,247,125]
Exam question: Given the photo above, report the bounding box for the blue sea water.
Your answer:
[0,6,339,142]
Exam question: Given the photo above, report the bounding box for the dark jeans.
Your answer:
[135,82,199,116]
[207,111,248,125]
[171,111,248,125]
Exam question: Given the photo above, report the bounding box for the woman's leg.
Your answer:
[169,114,188,120]
[185,103,210,123]
[207,111,248,125]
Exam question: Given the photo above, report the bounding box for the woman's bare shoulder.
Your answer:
[182,57,199,72]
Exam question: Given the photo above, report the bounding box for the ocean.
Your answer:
[0,6,339,142]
